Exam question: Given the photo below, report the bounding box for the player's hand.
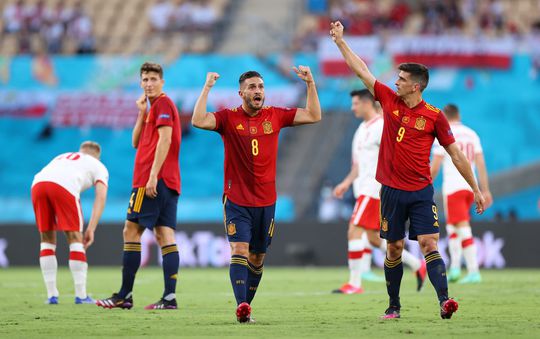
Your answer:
[83,229,95,250]
[482,190,493,209]
[330,21,344,43]
[333,182,349,199]
[292,65,314,83]
[474,190,486,214]
[145,175,158,198]
[205,72,220,88]
[136,93,148,113]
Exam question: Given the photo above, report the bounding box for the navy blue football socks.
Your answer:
[161,244,179,299]
[425,251,449,303]
[118,242,141,299]
[246,262,263,304]
[384,256,403,308]
[229,255,249,305]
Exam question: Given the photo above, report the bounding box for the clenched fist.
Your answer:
[205,72,220,88]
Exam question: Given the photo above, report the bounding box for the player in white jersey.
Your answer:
[332,90,426,294]
[431,104,493,284]
[31,141,109,304]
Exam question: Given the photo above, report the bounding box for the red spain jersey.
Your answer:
[213,105,297,207]
[374,81,455,191]
[133,93,181,194]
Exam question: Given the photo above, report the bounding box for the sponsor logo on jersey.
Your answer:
[393,110,399,117]
[227,223,236,236]
[236,124,244,130]
[158,114,170,119]
[381,218,388,232]
[250,126,257,134]
[434,221,439,227]
[415,117,426,130]
[402,116,410,124]
[262,121,273,134]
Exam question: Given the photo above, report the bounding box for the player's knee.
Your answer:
[123,223,142,242]
[153,227,176,247]
[249,253,265,266]
[65,231,82,243]
[230,242,249,257]
[386,241,403,259]
[418,237,438,254]
[347,224,361,240]
[40,231,56,244]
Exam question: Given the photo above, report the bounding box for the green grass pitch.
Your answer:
[1,267,539,338]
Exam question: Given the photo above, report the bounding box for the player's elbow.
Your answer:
[191,116,204,129]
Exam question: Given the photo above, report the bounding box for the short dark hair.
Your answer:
[239,71,263,85]
[140,62,163,78]
[443,103,460,119]
[350,89,374,102]
[398,62,429,91]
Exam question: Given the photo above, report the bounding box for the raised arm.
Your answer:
[291,65,322,125]
[83,182,107,249]
[475,152,493,208]
[430,154,444,180]
[145,126,172,198]
[192,72,219,130]
[333,163,359,199]
[330,21,376,94]
[132,94,148,148]
[444,143,485,214]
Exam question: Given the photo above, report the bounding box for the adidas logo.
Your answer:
[236,124,244,130]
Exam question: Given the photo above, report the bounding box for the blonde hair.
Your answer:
[80,141,101,158]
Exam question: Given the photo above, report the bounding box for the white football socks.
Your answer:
[447,224,462,270]
[69,242,88,299]
[347,239,364,288]
[457,226,479,274]
[39,242,59,298]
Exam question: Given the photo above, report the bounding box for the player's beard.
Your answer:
[247,96,265,111]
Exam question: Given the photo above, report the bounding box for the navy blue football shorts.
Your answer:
[126,179,179,230]
[379,184,440,241]
[223,196,276,254]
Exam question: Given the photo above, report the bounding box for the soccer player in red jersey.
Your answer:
[97,62,182,310]
[192,68,321,322]
[330,21,486,320]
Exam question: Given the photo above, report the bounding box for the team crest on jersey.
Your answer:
[381,218,388,232]
[402,116,410,124]
[415,117,426,130]
[392,110,399,117]
[262,121,273,134]
[250,126,257,134]
[227,223,236,236]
